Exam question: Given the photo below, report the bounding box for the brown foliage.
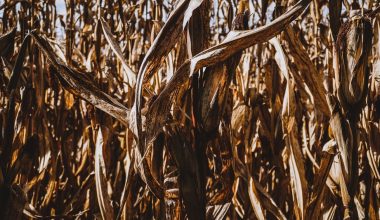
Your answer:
[0,0,380,219]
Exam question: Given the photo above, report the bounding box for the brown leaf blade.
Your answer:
[146,0,312,143]
[99,18,136,86]
[94,128,115,220]
[30,32,131,128]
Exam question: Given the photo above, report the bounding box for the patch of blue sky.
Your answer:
[56,0,66,15]
[55,0,66,40]
[0,0,4,17]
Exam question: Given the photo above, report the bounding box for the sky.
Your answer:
[0,0,65,18]
[56,0,66,15]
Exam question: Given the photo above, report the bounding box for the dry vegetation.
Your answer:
[1,0,380,219]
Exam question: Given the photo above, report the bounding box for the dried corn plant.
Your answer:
[1,0,380,219]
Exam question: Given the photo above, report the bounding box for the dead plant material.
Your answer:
[0,1,380,219]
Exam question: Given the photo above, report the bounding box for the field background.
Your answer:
[0,0,380,219]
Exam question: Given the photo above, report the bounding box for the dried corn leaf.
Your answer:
[95,128,115,219]
[146,0,312,143]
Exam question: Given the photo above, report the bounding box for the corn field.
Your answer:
[1,0,380,219]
